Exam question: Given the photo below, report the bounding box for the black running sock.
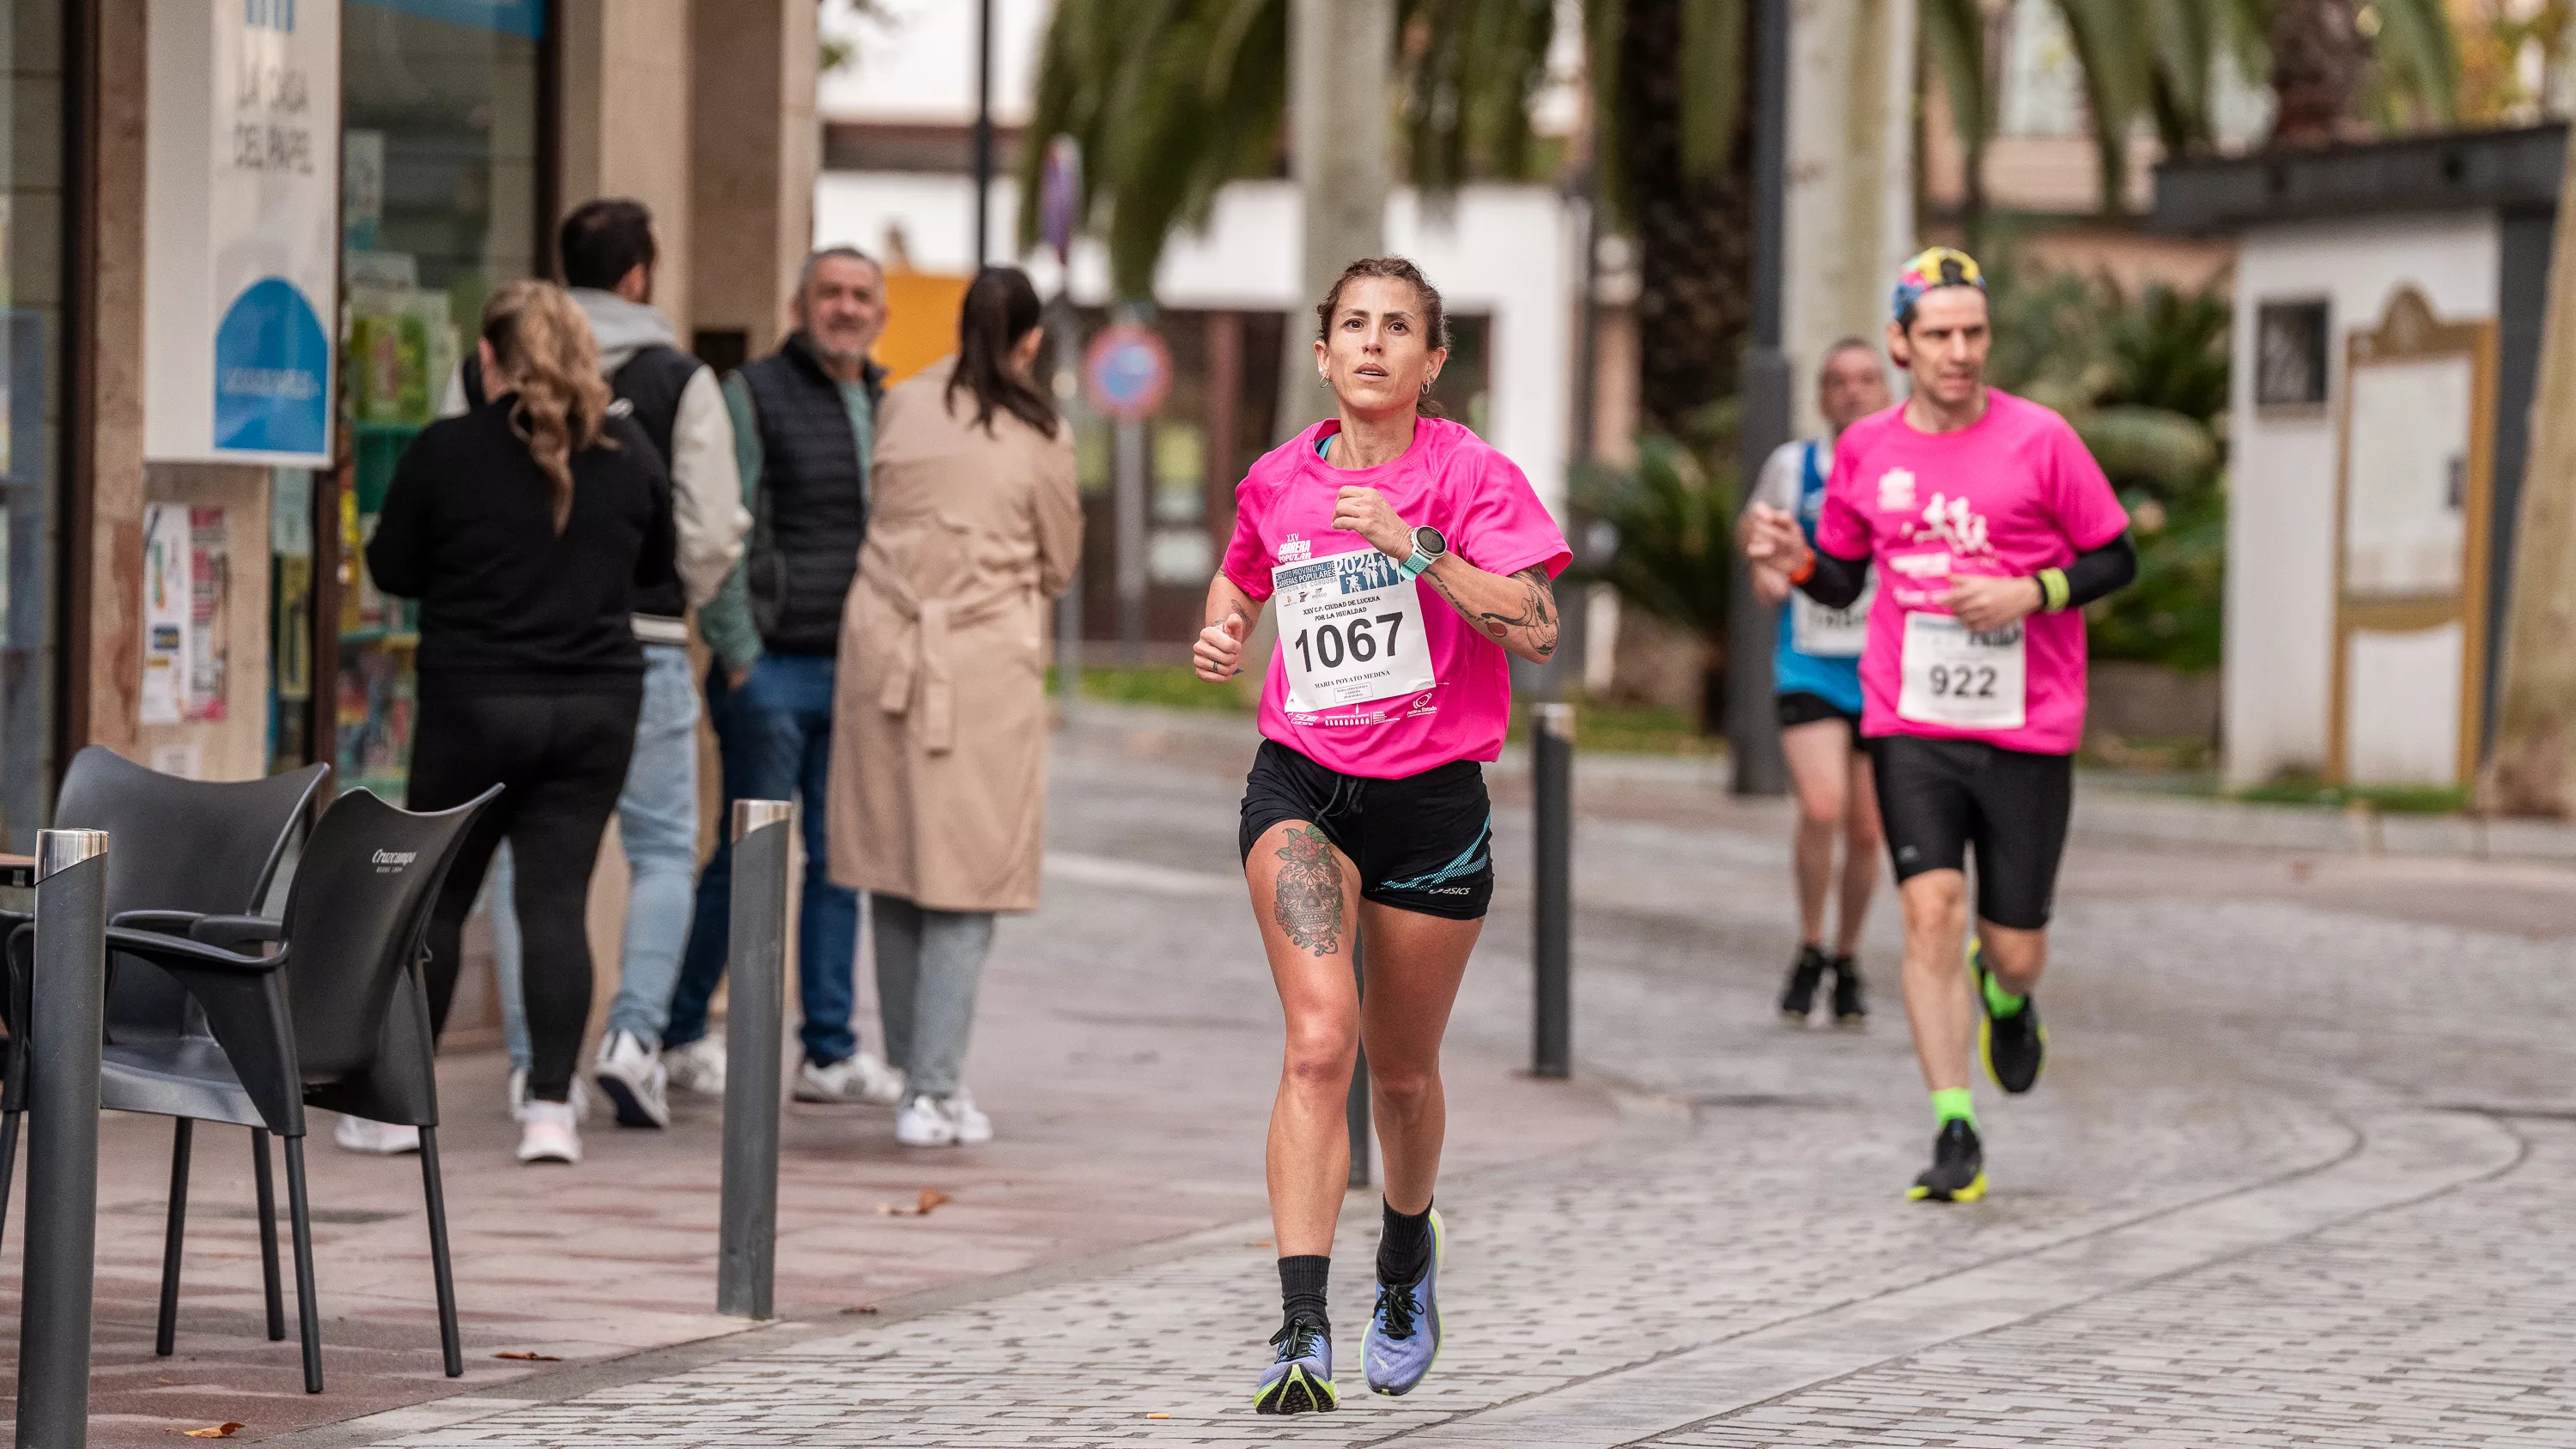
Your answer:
[1279,1255,1331,1335]
[1377,1199,1433,1285]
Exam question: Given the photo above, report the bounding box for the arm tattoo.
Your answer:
[1428,565,1558,658]
[1272,824,1346,957]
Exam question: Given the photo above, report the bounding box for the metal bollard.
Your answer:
[1532,704,1574,1077]
[18,828,109,1449]
[717,801,793,1319]
[1345,940,1368,1189]
[1055,566,1083,731]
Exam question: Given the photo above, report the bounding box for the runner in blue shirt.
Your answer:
[1738,339,1893,1027]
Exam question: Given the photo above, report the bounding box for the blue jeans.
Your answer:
[663,652,860,1065]
[491,643,703,1067]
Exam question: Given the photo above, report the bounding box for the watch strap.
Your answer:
[1400,544,1436,579]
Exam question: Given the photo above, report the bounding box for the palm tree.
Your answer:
[1929,0,2457,229]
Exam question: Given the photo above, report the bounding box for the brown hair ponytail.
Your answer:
[481,278,614,532]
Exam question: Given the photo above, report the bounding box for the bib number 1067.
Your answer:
[1292,613,1405,672]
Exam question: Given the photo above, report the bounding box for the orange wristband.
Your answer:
[1788,555,1816,585]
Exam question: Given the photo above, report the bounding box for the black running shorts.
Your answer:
[1776,690,1862,746]
[1868,734,2073,931]
[1237,740,1494,920]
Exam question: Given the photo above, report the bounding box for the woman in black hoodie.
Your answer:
[367,278,674,1167]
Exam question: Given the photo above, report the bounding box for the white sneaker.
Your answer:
[516,1100,581,1164]
[895,1094,957,1147]
[895,1091,993,1148]
[661,1036,727,1096]
[508,1069,590,1122]
[593,1030,671,1128]
[794,1051,906,1106]
[945,1088,993,1146]
[333,1114,421,1155]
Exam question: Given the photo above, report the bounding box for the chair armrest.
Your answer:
[102,926,284,973]
[186,915,286,951]
[111,910,204,937]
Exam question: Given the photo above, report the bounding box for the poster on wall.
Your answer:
[143,0,341,465]
[141,503,231,725]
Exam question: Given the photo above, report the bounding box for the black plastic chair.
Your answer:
[97,783,498,1393]
[0,747,327,1343]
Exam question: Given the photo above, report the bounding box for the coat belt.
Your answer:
[864,567,1029,754]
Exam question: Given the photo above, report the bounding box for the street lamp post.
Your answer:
[1726,0,1792,797]
[972,0,994,267]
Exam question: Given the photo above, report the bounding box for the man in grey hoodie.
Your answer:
[471,201,751,1137]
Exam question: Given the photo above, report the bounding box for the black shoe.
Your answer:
[1829,954,1868,1026]
[1907,1119,1986,1202]
[1972,939,2046,1094]
[1778,944,1829,1023]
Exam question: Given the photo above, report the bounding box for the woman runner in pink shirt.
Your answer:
[1194,258,1569,1414]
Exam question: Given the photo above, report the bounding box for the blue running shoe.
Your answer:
[1253,1317,1337,1415]
[1364,1209,1444,1396]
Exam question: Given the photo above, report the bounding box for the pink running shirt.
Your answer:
[1814,390,2128,755]
[1221,418,1571,779]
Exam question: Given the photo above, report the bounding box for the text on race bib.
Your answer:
[1897,611,2026,731]
[1273,551,1439,714]
[1791,572,1874,658]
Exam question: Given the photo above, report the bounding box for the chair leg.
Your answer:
[0,1106,22,1252]
[283,1134,324,1394]
[417,1127,464,1378]
[252,1129,285,1341]
[156,1118,194,1356]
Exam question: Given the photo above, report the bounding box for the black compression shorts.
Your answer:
[1777,690,1862,746]
[1868,734,2073,930]
[1237,740,1494,920]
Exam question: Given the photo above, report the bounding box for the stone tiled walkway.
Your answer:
[269,709,2576,1447]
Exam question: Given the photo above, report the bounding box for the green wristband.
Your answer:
[2037,567,2070,612]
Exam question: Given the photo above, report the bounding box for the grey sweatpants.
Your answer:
[872,893,996,1099]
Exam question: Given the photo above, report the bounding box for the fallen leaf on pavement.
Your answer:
[876,1188,953,1216]
[495,1351,562,1362]
[177,1426,245,1439]
[841,1304,881,1315]
[1147,1412,1171,1419]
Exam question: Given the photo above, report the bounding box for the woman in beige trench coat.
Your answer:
[829,266,1080,1148]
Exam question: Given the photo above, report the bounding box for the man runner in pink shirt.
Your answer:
[1195,257,1569,1412]
[1747,248,2136,1203]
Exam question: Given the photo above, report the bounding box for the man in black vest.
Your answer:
[451,201,754,1152]
[661,246,903,1106]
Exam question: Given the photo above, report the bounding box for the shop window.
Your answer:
[321,0,547,795]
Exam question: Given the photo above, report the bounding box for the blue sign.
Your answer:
[1083,323,1171,421]
[213,277,330,456]
[349,0,546,39]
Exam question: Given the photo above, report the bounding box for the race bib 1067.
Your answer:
[1897,611,2026,731]
[1273,551,1437,714]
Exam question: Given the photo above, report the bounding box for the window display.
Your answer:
[329,0,546,795]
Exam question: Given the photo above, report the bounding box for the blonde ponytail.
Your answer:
[481,279,614,532]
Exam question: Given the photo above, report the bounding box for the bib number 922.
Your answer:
[1923,662,1998,700]
[1292,613,1405,673]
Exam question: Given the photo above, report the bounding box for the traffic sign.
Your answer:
[1084,323,1172,421]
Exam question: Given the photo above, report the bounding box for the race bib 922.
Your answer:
[1273,551,1438,714]
[1896,611,2026,731]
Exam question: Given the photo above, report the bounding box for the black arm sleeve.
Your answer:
[2059,531,2137,609]
[1792,547,1872,609]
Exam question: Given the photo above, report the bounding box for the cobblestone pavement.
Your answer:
[319,712,2576,1446]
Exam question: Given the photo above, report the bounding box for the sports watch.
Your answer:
[1399,524,1447,579]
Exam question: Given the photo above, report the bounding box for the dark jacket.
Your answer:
[367,395,676,694]
[732,334,884,655]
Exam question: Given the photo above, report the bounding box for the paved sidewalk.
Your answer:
[261,705,2576,1446]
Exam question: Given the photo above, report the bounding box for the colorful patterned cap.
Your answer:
[1892,246,1985,324]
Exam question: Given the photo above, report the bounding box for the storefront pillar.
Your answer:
[688,0,817,369]
[556,0,694,332]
